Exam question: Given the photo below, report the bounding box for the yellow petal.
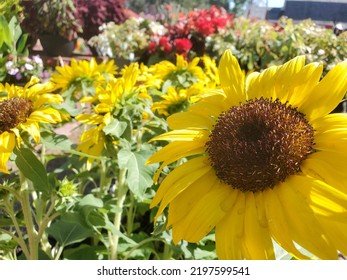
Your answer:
[301,151,347,194]
[246,66,277,100]
[263,188,309,259]
[242,192,275,259]
[189,94,228,117]
[33,93,63,107]
[288,62,323,108]
[291,174,347,220]
[172,180,233,244]
[273,55,306,102]
[75,114,104,125]
[0,132,16,152]
[151,156,210,217]
[299,60,347,121]
[0,152,11,173]
[218,50,246,105]
[27,108,62,123]
[150,129,208,142]
[314,127,347,153]
[312,113,347,131]
[275,177,337,259]
[167,111,215,130]
[317,217,347,256]
[21,122,40,143]
[147,140,207,183]
[215,191,244,259]
[168,169,217,227]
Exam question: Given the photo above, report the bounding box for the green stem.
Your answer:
[54,245,64,260]
[3,191,30,259]
[40,143,46,166]
[109,168,127,260]
[124,237,163,260]
[126,193,136,236]
[19,171,38,260]
[163,242,172,260]
[98,160,107,198]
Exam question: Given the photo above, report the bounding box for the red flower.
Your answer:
[159,36,173,54]
[174,38,193,53]
[148,41,157,54]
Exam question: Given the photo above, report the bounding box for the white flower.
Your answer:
[24,63,34,71]
[5,61,14,70]
[8,68,19,75]
[317,49,325,56]
[32,55,43,66]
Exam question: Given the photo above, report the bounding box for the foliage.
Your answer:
[20,0,82,40]
[0,15,32,82]
[205,16,347,74]
[88,17,151,60]
[125,0,231,13]
[74,0,126,40]
[0,0,23,21]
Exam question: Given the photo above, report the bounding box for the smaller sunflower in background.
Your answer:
[150,54,220,117]
[148,50,347,259]
[76,63,153,169]
[50,58,117,97]
[0,77,63,173]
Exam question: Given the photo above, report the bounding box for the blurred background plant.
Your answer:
[0,0,23,21]
[88,17,151,61]
[21,0,82,41]
[74,0,127,41]
[205,16,347,74]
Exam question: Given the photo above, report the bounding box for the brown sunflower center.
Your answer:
[205,97,314,192]
[0,97,33,134]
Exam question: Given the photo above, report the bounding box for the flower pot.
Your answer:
[39,34,76,57]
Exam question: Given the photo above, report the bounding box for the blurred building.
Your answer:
[266,0,347,27]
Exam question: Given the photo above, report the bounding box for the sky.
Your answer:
[266,0,285,7]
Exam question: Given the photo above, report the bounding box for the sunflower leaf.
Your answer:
[102,119,127,138]
[117,149,158,199]
[46,212,93,247]
[14,147,51,196]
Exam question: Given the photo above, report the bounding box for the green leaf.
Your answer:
[78,194,103,208]
[46,212,93,247]
[40,131,106,159]
[104,220,137,245]
[16,33,28,54]
[0,16,11,50]
[102,118,127,138]
[78,194,106,228]
[82,207,106,228]
[63,244,104,260]
[14,147,50,196]
[117,149,157,199]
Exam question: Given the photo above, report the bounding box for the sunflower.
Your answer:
[152,84,206,117]
[50,58,117,91]
[148,50,347,259]
[152,54,206,91]
[76,63,149,168]
[75,113,109,170]
[0,77,63,173]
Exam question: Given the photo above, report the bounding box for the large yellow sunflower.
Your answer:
[0,77,63,173]
[148,50,347,259]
